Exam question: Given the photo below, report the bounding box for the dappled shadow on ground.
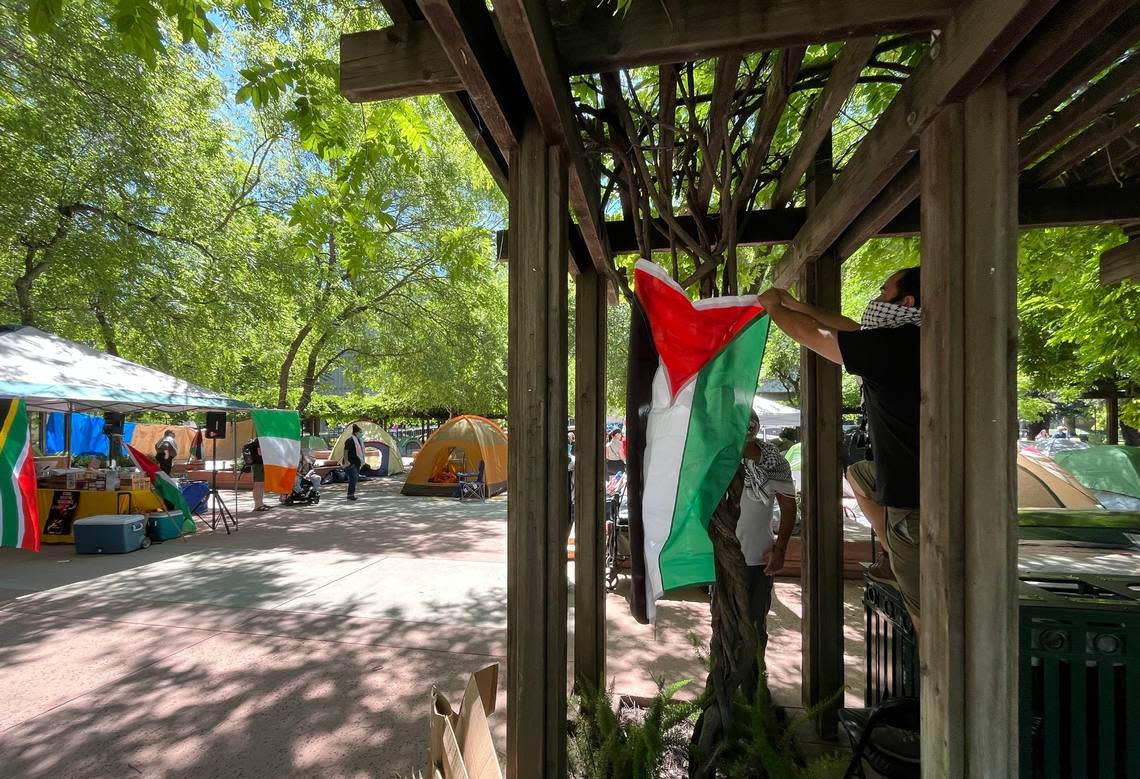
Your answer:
[0,603,506,778]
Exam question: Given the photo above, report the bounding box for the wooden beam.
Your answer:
[1100,238,1140,284]
[507,117,569,779]
[798,132,844,736]
[415,0,528,155]
[1018,53,1140,167]
[1026,91,1140,184]
[771,37,878,209]
[440,91,509,193]
[1075,129,1140,185]
[772,0,1054,287]
[549,0,953,75]
[494,0,612,278]
[339,25,462,102]
[1019,5,1140,129]
[835,161,920,259]
[573,263,607,695]
[920,77,1019,778]
[498,183,1140,257]
[1005,0,1135,98]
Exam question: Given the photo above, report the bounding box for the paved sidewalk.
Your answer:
[0,478,865,777]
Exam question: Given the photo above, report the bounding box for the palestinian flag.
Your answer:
[126,443,195,532]
[0,399,40,551]
[626,260,770,623]
[252,409,300,494]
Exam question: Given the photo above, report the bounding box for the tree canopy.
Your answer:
[2,0,508,420]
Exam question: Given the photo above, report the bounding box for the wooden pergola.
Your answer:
[340,2,1140,775]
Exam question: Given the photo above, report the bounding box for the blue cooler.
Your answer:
[146,510,187,542]
[74,514,150,554]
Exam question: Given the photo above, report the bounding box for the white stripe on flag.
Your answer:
[259,435,300,469]
[10,440,28,548]
[640,365,696,622]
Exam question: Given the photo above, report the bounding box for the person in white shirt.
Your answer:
[604,429,625,477]
[736,411,798,646]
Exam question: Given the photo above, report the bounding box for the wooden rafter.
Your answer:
[494,0,613,279]
[548,0,954,75]
[415,0,528,157]
[835,162,920,258]
[771,0,1056,287]
[1019,53,1140,167]
[1027,91,1140,184]
[1006,0,1136,98]
[770,37,878,209]
[1019,5,1140,128]
[496,183,1140,257]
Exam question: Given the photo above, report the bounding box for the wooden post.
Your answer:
[799,131,844,734]
[507,115,570,779]
[1107,394,1119,444]
[919,76,1018,778]
[574,263,607,693]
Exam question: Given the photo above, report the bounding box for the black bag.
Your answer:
[844,406,872,467]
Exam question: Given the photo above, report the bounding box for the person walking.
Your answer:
[343,425,364,501]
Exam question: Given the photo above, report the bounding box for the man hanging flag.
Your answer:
[626,260,770,623]
[0,399,41,551]
[251,409,300,495]
[126,443,195,532]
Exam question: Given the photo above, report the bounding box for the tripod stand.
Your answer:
[207,438,237,534]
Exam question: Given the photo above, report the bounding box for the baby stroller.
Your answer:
[604,470,630,591]
[282,455,321,505]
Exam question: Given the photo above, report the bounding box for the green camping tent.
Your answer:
[330,421,406,476]
[1055,446,1140,499]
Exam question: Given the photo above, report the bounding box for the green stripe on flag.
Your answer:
[251,410,300,441]
[659,315,770,591]
[0,401,28,548]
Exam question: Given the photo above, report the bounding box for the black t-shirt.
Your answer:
[837,325,920,508]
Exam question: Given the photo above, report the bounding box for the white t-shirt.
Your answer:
[605,439,624,461]
[735,445,796,566]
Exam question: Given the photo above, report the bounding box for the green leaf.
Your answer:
[28,0,65,34]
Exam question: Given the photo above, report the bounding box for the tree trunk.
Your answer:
[690,466,760,777]
[91,300,119,356]
[277,323,314,408]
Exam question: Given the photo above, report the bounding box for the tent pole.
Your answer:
[64,402,73,466]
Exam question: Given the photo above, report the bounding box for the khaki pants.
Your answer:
[847,460,921,617]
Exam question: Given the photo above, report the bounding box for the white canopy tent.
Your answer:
[0,326,251,414]
[752,395,800,429]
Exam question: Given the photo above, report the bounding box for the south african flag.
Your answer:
[1,399,41,551]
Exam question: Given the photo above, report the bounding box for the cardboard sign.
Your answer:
[428,663,502,779]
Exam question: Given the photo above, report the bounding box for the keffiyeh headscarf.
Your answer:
[859,301,922,329]
[743,440,795,503]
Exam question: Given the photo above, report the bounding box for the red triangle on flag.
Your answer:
[634,260,766,401]
[126,443,160,481]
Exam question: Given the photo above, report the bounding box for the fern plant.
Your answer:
[569,678,699,779]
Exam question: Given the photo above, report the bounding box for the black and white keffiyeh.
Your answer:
[859,301,922,329]
[743,440,795,503]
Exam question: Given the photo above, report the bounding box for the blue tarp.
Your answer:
[44,411,136,457]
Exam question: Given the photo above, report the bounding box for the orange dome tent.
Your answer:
[401,415,508,497]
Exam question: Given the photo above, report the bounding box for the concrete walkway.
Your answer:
[0,478,858,776]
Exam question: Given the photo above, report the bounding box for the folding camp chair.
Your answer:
[457,461,486,501]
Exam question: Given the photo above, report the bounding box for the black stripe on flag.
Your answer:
[625,297,659,625]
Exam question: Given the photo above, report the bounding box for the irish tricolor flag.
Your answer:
[126,443,195,531]
[1,399,40,551]
[252,409,300,494]
[626,260,769,623]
